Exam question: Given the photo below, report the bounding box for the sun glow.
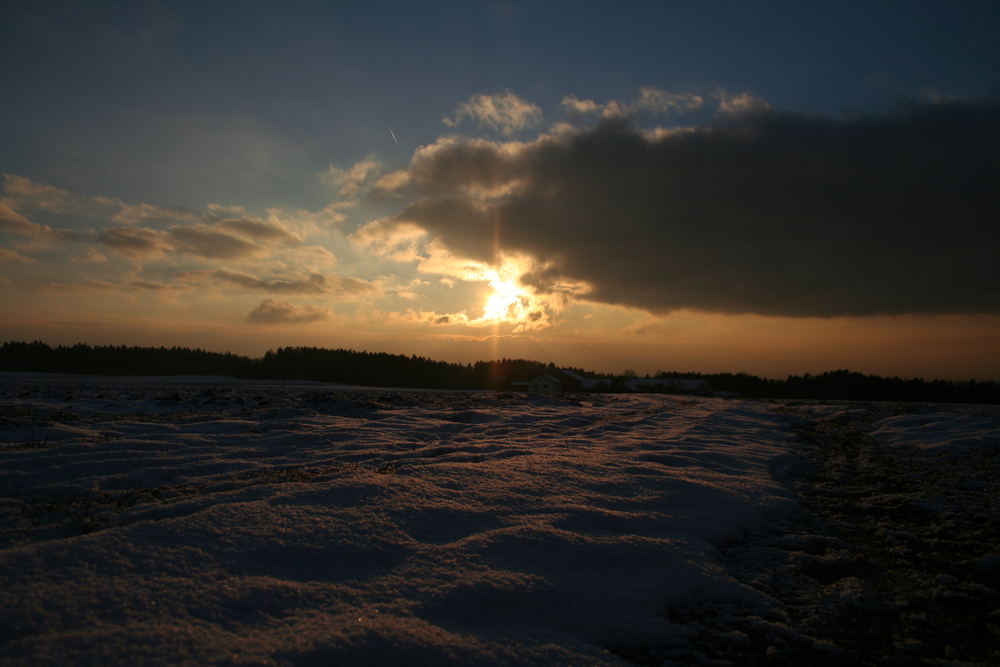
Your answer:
[482,272,526,322]
[406,252,586,332]
[474,260,553,331]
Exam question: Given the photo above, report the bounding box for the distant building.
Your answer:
[624,377,714,395]
[560,369,613,391]
[527,374,562,393]
[513,369,603,393]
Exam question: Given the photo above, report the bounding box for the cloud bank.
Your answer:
[387,100,1000,317]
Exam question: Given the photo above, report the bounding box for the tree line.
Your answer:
[0,341,551,390]
[1,341,997,404]
[651,369,1000,404]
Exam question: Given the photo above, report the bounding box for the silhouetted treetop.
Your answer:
[1,341,996,403]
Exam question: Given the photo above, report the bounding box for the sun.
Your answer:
[481,271,525,322]
[471,256,570,331]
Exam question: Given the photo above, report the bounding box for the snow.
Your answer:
[871,407,1000,454]
[1,376,998,664]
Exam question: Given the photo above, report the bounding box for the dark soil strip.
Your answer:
[613,405,1000,666]
[776,406,1000,666]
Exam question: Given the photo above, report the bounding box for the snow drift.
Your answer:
[1,375,995,664]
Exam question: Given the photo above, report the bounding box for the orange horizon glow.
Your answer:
[3,309,999,382]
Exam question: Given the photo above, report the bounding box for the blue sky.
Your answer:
[2,1,999,378]
[6,0,997,207]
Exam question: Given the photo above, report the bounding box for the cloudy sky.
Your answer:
[2,0,999,379]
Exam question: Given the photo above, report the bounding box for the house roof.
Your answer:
[560,369,612,388]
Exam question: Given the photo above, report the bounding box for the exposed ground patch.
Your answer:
[621,404,1000,666]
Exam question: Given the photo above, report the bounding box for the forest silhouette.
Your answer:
[1,341,997,404]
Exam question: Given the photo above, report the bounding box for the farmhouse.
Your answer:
[526,374,562,393]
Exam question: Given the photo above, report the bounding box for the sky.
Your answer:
[2,0,999,380]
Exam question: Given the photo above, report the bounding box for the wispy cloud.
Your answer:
[0,198,77,245]
[561,87,759,119]
[246,299,331,324]
[0,246,37,263]
[111,203,197,225]
[178,269,375,297]
[372,169,411,194]
[0,177,359,320]
[444,91,543,135]
[716,90,770,114]
[71,246,109,264]
[561,96,605,115]
[0,201,41,235]
[265,244,339,273]
[1,174,81,214]
[179,269,327,293]
[99,227,172,258]
[99,220,304,261]
[635,87,704,114]
[215,218,300,244]
[350,219,426,262]
[167,226,263,260]
[322,157,382,199]
[42,277,179,293]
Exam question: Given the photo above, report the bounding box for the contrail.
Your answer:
[389,128,399,145]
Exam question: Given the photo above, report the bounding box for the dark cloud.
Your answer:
[207,270,327,294]
[185,270,375,296]
[0,247,36,263]
[394,101,1000,316]
[99,227,170,257]
[246,299,330,324]
[1,174,78,213]
[101,224,262,260]
[216,218,300,244]
[128,280,173,291]
[0,201,79,242]
[168,226,260,259]
[111,203,195,225]
[0,201,39,234]
[70,279,174,292]
[97,213,301,260]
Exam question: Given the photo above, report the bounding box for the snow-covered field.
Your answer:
[1,375,997,665]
